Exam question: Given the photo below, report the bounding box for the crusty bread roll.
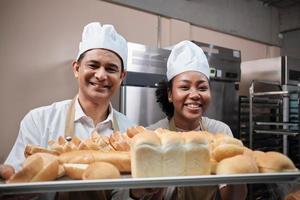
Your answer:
[284,190,300,200]
[131,130,210,178]
[252,151,298,173]
[126,126,146,138]
[7,153,59,183]
[63,163,88,180]
[109,131,130,151]
[213,135,243,148]
[82,162,120,180]
[212,144,244,162]
[210,159,218,175]
[216,155,259,175]
[58,150,131,173]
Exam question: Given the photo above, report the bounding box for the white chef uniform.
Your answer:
[5,96,134,171]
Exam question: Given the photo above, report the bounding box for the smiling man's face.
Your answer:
[73,48,125,104]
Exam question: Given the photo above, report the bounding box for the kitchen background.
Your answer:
[0,0,299,165]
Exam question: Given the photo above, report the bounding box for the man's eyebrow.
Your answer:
[87,60,100,64]
[178,79,207,84]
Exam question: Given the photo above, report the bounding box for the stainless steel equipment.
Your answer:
[240,56,300,164]
[119,43,170,126]
[239,56,300,200]
[240,56,300,96]
[1,173,300,195]
[192,41,241,138]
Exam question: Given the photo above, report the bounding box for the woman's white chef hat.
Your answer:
[77,22,128,69]
[167,40,209,81]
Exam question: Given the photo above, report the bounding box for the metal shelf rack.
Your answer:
[249,81,300,155]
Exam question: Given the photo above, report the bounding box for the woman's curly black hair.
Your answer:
[155,79,174,118]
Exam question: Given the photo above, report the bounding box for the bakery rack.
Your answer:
[249,81,300,162]
[1,172,300,195]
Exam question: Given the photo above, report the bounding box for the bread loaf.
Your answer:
[182,132,210,176]
[58,150,131,173]
[212,144,244,162]
[7,155,43,183]
[131,131,162,177]
[24,144,60,157]
[131,130,210,178]
[252,151,298,173]
[216,155,259,175]
[63,163,88,179]
[82,162,120,180]
[7,153,59,183]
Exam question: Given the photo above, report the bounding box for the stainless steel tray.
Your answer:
[1,172,300,195]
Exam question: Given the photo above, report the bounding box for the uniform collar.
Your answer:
[74,96,114,124]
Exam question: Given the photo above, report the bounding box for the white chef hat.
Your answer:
[77,22,128,69]
[167,40,209,81]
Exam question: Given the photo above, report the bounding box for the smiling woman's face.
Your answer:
[168,71,211,122]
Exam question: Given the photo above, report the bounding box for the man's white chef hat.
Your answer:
[167,40,209,81]
[77,22,128,69]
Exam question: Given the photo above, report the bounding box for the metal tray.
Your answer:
[1,172,300,195]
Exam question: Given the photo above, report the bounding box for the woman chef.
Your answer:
[129,40,247,200]
[0,22,134,199]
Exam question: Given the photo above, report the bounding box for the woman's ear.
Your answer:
[168,90,173,103]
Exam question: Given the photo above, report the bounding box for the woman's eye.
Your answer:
[179,86,189,90]
[198,86,208,91]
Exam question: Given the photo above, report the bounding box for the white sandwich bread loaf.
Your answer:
[130,130,210,178]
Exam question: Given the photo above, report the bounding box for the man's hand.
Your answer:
[0,164,15,180]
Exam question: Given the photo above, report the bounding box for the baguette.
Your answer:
[7,153,59,183]
[24,144,60,157]
[7,155,43,183]
[63,163,88,180]
[82,162,120,180]
[58,150,131,173]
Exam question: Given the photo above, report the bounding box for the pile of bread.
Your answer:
[131,128,298,177]
[5,126,298,183]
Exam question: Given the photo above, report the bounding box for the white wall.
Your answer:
[0,0,280,162]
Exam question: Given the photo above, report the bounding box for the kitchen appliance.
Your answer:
[239,56,300,200]
[117,42,170,126]
[192,41,241,138]
[240,56,300,157]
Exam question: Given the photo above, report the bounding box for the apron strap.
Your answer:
[64,97,77,138]
[64,97,120,138]
[111,111,120,132]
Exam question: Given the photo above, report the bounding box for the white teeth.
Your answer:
[186,103,200,108]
